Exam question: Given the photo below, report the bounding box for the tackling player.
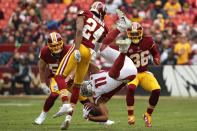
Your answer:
[100,11,161,127]
[34,32,90,125]
[81,39,137,123]
[53,1,109,118]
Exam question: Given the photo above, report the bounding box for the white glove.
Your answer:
[116,9,132,32]
[41,83,51,95]
[74,50,81,62]
[83,105,91,120]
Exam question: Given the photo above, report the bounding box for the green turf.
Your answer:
[0,96,197,131]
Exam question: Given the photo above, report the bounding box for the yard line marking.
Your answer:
[0,103,33,106]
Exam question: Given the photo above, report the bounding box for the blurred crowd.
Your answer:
[0,0,197,68]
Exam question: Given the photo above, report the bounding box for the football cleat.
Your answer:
[60,115,72,130]
[99,120,115,125]
[53,104,73,118]
[34,111,47,125]
[116,9,132,32]
[143,112,152,127]
[116,39,131,53]
[128,115,135,125]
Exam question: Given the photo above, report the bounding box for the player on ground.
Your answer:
[82,39,137,123]
[53,1,109,119]
[34,32,90,125]
[101,10,161,127]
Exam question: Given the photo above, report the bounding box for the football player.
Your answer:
[53,1,109,119]
[82,39,137,123]
[100,10,161,127]
[34,32,90,125]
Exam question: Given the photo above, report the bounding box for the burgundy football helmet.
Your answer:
[90,1,107,20]
[127,22,143,44]
[47,32,64,54]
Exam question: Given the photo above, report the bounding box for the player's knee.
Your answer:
[50,92,59,100]
[152,89,161,96]
[128,84,136,91]
[102,115,108,122]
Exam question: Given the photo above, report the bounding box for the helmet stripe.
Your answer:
[51,32,57,43]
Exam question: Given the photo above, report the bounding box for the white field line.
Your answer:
[0,103,33,106]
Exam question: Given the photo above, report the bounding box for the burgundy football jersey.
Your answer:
[39,45,70,78]
[78,10,108,49]
[127,35,155,72]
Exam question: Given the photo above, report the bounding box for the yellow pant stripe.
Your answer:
[127,106,134,110]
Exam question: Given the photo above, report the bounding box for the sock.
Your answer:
[70,86,80,108]
[147,89,161,115]
[43,92,59,112]
[126,84,136,116]
[109,53,126,79]
[54,75,68,102]
[40,110,47,117]
[80,98,91,105]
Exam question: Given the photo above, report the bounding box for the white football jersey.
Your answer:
[91,71,122,98]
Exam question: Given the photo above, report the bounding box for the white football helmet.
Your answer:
[80,81,93,97]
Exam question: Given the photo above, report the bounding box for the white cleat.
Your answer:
[34,111,47,125]
[116,9,132,32]
[116,39,131,53]
[60,115,72,130]
[99,120,115,125]
[53,104,73,118]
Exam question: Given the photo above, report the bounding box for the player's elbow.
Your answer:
[102,115,108,122]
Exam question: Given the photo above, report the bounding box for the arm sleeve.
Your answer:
[102,29,120,45]
[150,44,160,60]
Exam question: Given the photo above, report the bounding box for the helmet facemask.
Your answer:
[48,40,63,54]
[127,22,143,44]
[47,32,64,55]
[127,30,143,44]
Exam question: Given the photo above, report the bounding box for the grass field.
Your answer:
[0,96,197,131]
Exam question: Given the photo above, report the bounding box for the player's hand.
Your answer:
[41,83,51,95]
[83,105,91,120]
[153,58,160,65]
[74,50,81,62]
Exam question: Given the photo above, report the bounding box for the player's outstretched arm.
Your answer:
[74,16,84,62]
[39,59,50,95]
[88,102,109,122]
[150,45,160,65]
[88,61,100,74]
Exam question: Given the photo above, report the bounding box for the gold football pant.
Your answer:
[56,44,92,84]
[128,71,160,92]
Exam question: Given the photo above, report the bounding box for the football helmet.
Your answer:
[90,1,106,20]
[80,81,92,97]
[47,32,64,54]
[127,22,143,44]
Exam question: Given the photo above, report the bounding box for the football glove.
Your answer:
[153,58,160,65]
[83,105,91,120]
[41,83,51,95]
[74,50,81,62]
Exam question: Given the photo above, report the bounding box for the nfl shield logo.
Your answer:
[129,49,133,53]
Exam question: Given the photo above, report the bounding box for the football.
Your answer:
[84,103,102,116]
